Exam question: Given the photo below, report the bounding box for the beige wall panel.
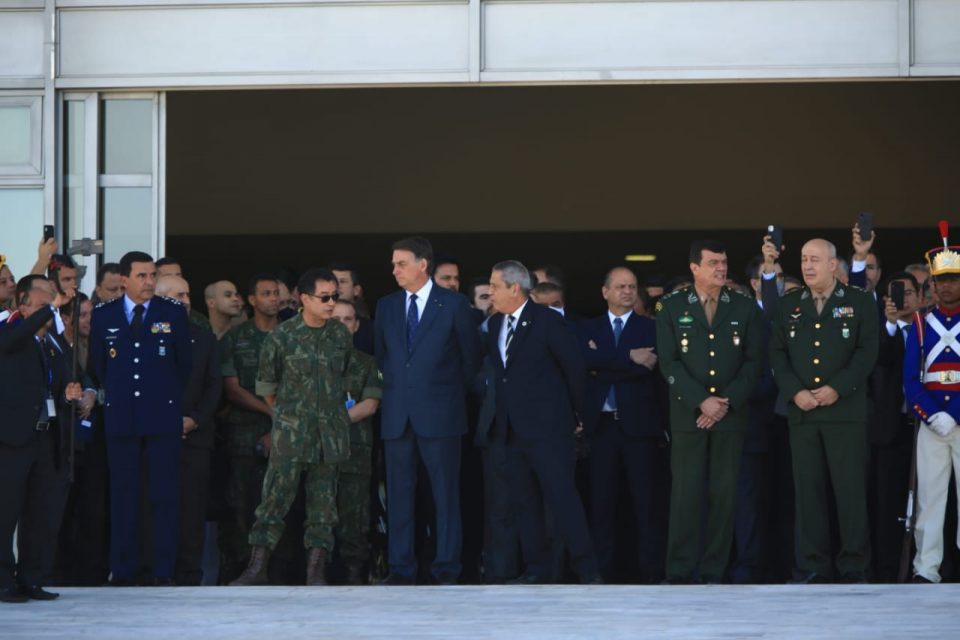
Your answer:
[58,4,469,81]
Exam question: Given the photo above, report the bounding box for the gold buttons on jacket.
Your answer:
[708,334,715,340]
[709,351,715,357]
[709,387,717,393]
[815,323,821,329]
[709,370,716,376]
[814,377,821,384]
[814,341,821,347]
[813,358,820,365]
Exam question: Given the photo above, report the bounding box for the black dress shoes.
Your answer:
[379,573,416,586]
[429,573,458,586]
[20,585,59,600]
[911,575,934,584]
[789,572,832,585]
[506,571,547,585]
[1,586,29,603]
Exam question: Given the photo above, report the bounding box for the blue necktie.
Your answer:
[406,294,419,353]
[606,317,623,411]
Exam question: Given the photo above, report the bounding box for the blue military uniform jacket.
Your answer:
[89,295,192,437]
[904,306,960,424]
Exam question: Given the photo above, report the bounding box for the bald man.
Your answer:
[204,281,244,339]
[157,275,222,584]
[769,239,878,583]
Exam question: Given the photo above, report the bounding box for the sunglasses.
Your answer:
[305,292,340,303]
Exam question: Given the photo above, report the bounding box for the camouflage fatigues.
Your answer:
[335,350,383,564]
[189,308,212,331]
[218,320,273,579]
[248,315,354,552]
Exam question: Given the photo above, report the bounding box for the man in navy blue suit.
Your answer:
[374,236,480,585]
[579,266,663,583]
[487,260,600,584]
[89,251,192,585]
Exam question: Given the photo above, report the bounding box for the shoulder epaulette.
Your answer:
[95,296,122,309]
[660,289,684,302]
[155,295,182,306]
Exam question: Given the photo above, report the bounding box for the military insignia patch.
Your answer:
[679,315,694,325]
[109,347,117,359]
[151,321,172,334]
[655,301,663,313]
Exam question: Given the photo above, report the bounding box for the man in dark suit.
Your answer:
[155,276,223,585]
[374,236,480,585]
[579,266,662,583]
[487,260,599,584]
[868,272,921,581]
[89,251,192,585]
[0,276,82,602]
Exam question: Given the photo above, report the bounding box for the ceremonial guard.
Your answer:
[657,240,763,584]
[769,239,878,583]
[89,252,192,585]
[905,223,960,583]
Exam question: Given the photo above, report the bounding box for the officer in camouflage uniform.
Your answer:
[230,269,353,586]
[770,238,877,583]
[656,239,763,584]
[217,273,280,582]
[332,300,383,584]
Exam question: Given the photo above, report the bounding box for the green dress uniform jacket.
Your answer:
[656,286,764,431]
[769,281,879,422]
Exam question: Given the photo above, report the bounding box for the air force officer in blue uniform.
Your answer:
[89,251,191,585]
[375,237,480,584]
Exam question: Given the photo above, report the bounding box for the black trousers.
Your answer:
[55,436,110,585]
[480,441,520,581]
[868,416,913,582]
[0,430,69,589]
[505,430,598,581]
[177,444,212,585]
[588,414,660,582]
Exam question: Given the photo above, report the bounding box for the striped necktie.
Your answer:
[504,315,516,361]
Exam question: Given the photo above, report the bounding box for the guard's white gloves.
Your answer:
[926,412,957,438]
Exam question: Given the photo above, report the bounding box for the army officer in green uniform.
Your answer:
[769,238,877,583]
[230,268,354,587]
[657,239,763,583]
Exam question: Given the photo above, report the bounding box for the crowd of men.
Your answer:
[2,222,960,601]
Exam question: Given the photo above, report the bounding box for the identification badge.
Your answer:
[80,419,92,429]
[790,330,796,339]
[842,327,850,339]
[732,334,740,346]
[159,345,166,357]
[46,397,57,417]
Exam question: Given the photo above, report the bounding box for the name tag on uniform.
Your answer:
[159,345,167,357]
[46,397,57,417]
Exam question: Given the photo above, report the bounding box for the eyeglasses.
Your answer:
[305,292,340,303]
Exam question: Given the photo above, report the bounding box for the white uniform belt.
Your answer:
[923,370,960,384]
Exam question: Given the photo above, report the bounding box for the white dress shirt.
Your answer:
[602,310,632,412]
[406,279,433,321]
[499,299,529,367]
[123,294,152,325]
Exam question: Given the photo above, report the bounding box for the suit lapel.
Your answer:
[408,288,443,356]
[684,289,711,330]
[505,302,535,369]
[711,288,733,328]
